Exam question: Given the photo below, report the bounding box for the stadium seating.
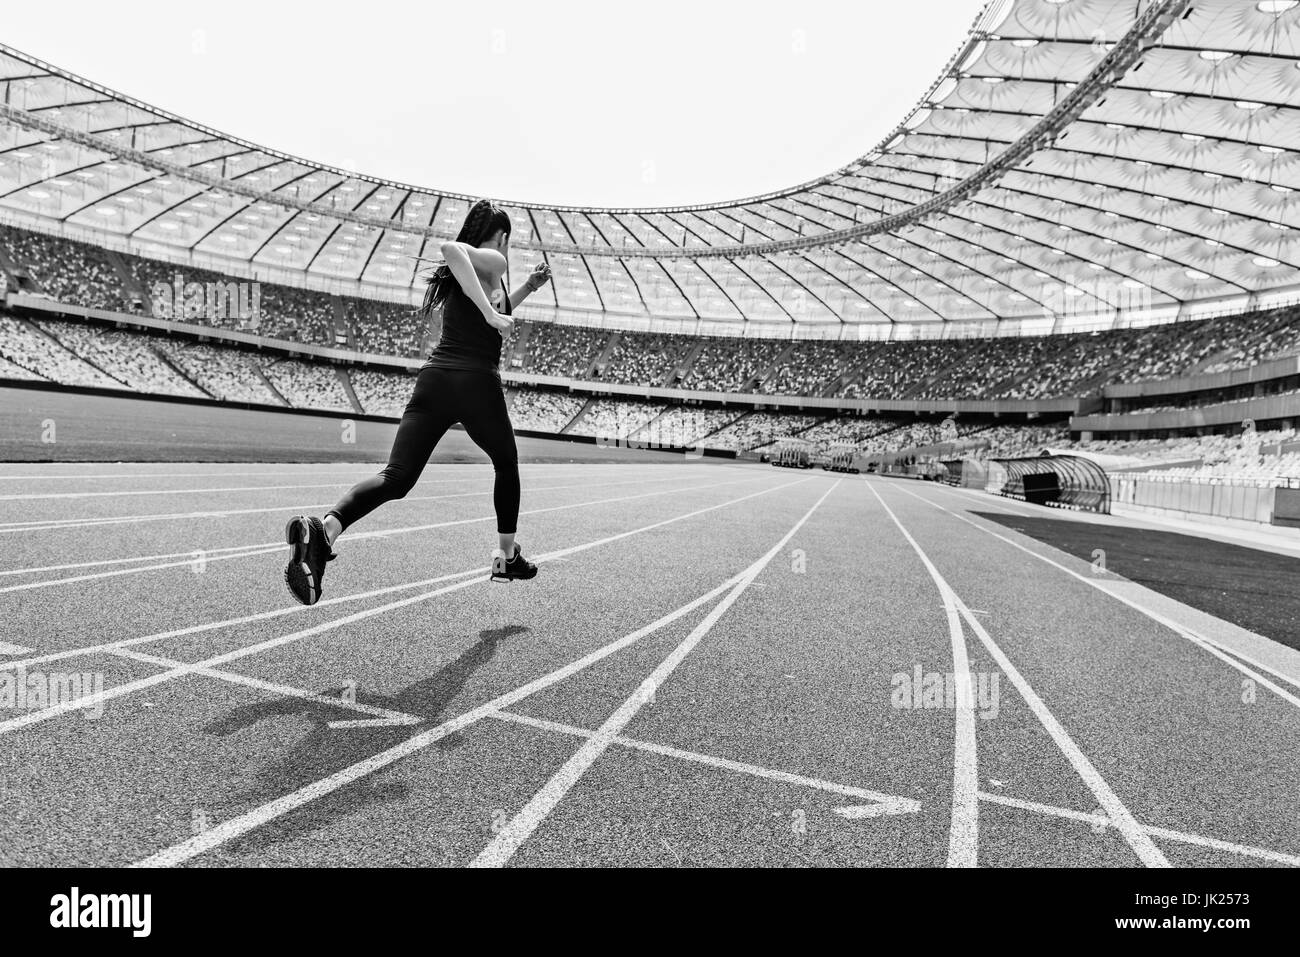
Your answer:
[797,416,911,448]
[350,369,416,418]
[345,297,428,357]
[598,333,694,387]
[568,399,664,440]
[7,221,1300,405]
[152,341,287,406]
[34,320,207,399]
[260,359,355,413]
[0,227,128,312]
[0,314,128,390]
[679,338,787,392]
[515,324,608,378]
[506,390,586,433]
[705,412,824,452]
[631,406,742,449]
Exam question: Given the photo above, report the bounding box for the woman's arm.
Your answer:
[441,242,512,332]
[510,261,553,311]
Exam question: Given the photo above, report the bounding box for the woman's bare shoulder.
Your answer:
[473,247,508,280]
[440,241,507,281]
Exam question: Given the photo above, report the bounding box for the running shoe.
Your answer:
[284,515,336,606]
[490,544,538,583]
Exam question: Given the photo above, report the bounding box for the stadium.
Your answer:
[1,0,1300,880]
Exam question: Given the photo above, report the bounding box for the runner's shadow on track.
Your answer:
[198,623,529,855]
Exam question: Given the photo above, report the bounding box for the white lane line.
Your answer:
[0,641,33,655]
[1,565,486,674]
[0,463,695,485]
[0,468,697,534]
[0,463,687,498]
[0,483,364,502]
[2,477,812,733]
[108,647,423,726]
[0,475,757,595]
[870,480,1170,869]
[0,541,316,578]
[1196,636,1300,694]
[926,483,1039,516]
[0,474,773,674]
[133,568,757,867]
[487,709,921,816]
[0,546,285,596]
[471,481,840,868]
[0,469,385,482]
[1168,631,1300,711]
[866,483,979,868]
[0,472,689,570]
[896,484,1300,713]
[980,791,1300,868]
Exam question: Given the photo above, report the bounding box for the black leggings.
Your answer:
[327,367,520,534]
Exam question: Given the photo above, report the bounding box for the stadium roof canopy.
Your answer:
[1,0,1298,338]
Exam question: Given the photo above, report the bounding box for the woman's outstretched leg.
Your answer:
[283,369,452,606]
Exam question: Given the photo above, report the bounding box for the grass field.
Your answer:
[2,454,1299,868]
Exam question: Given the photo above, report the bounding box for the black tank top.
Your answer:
[425,278,511,374]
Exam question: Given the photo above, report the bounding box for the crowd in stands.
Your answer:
[0,352,44,381]
[598,333,693,387]
[260,359,355,413]
[258,283,336,344]
[915,337,1059,401]
[706,413,824,453]
[153,341,286,406]
[1202,315,1300,375]
[346,297,427,357]
[971,425,1071,460]
[7,222,1300,405]
[568,400,663,440]
[760,341,857,397]
[34,320,207,399]
[845,340,968,400]
[798,416,910,448]
[860,421,945,456]
[128,255,334,343]
[0,314,127,390]
[631,407,741,449]
[1126,448,1300,487]
[680,338,788,392]
[350,369,414,418]
[19,313,1300,494]
[1058,428,1300,488]
[513,324,606,378]
[1053,431,1272,466]
[0,227,127,312]
[506,390,586,433]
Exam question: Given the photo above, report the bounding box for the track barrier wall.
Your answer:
[1113,475,1282,526]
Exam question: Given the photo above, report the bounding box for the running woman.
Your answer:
[283,199,552,606]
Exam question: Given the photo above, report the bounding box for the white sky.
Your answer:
[3,0,983,207]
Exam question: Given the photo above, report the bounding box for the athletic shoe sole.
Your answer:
[490,552,538,583]
[283,516,320,606]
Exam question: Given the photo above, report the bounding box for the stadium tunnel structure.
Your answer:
[990,453,1113,512]
[0,0,1298,342]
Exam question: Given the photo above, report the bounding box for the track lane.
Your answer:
[873,478,1300,866]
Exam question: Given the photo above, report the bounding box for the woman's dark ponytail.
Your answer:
[421,199,513,317]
